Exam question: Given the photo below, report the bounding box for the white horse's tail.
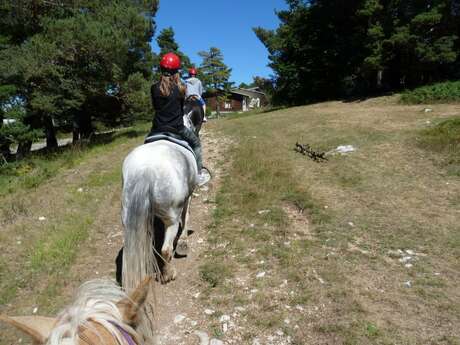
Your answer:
[121,176,158,342]
[122,178,158,291]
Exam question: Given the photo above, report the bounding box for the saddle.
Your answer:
[144,132,195,158]
[186,95,200,102]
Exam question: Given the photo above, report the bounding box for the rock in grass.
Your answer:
[399,256,412,263]
[387,249,404,258]
[257,209,271,215]
[194,331,210,345]
[174,314,186,323]
[256,271,266,278]
[219,314,231,323]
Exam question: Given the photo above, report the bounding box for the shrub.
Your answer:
[401,81,460,104]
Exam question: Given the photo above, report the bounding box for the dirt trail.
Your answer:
[68,128,228,345]
[1,127,226,345]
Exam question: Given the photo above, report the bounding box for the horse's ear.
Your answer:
[117,276,152,327]
[0,315,56,344]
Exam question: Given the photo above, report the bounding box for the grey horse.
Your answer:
[116,109,204,291]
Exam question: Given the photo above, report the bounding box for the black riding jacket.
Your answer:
[151,83,185,133]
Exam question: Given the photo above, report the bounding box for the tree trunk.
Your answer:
[72,111,93,143]
[16,141,32,159]
[44,115,58,149]
[377,70,383,89]
[0,138,10,160]
[0,113,9,159]
[72,127,80,144]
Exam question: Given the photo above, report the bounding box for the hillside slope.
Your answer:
[201,97,460,344]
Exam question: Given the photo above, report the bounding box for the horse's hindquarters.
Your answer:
[121,142,197,289]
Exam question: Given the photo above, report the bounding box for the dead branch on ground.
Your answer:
[294,142,328,162]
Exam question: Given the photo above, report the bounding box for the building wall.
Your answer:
[205,94,245,112]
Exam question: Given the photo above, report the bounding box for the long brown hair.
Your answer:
[159,72,186,97]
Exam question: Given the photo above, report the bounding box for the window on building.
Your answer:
[224,101,232,109]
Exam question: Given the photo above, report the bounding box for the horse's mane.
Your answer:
[47,279,136,345]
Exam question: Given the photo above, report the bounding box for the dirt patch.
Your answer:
[153,130,233,345]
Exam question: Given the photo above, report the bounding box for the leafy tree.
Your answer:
[255,0,460,105]
[198,47,232,116]
[0,0,158,156]
[252,76,275,103]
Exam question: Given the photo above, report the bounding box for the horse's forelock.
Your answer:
[47,280,135,345]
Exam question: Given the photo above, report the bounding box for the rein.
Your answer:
[78,321,138,345]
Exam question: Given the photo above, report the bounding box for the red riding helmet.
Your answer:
[160,52,181,71]
[189,67,197,76]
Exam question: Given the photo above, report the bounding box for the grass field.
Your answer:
[200,97,460,344]
[0,125,148,324]
[0,98,459,345]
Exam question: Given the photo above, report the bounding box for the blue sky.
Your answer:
[151,0,288,85]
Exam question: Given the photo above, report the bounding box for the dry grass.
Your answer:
[0,129,146,344]
[200,98,460,344]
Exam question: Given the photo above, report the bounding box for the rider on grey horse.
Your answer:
[148,52,206,184]
[185,67,207,122]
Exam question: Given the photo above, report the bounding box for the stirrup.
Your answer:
[197,167,211,186]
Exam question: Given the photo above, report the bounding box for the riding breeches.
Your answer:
[178,127,203,171]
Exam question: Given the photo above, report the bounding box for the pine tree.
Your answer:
[155,27,192,77]
[255,0,460,105]
[0,1,158,156]
[198,47,232,116]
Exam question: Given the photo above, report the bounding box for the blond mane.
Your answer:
[47,279,138,345]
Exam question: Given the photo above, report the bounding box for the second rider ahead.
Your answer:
[149,52,207,185]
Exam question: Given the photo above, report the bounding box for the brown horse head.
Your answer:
[0,277,152,345]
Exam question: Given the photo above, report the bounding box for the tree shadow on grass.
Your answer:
[86,128,144,147]
[340,91,396,103]
[5,127,146,165]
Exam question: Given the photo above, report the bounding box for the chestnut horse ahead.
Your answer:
[0,277,151,345]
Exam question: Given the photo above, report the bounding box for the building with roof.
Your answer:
[203,87,268,114]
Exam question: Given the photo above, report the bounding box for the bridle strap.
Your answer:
[110,321,137,345]
[78,321,137,345]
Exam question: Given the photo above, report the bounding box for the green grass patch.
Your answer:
[416,117,460,175]
[30,215,93,273]
[199,261,233,288]
[401,81,460,104]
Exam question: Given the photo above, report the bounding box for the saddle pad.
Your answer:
[144,133,195,157]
